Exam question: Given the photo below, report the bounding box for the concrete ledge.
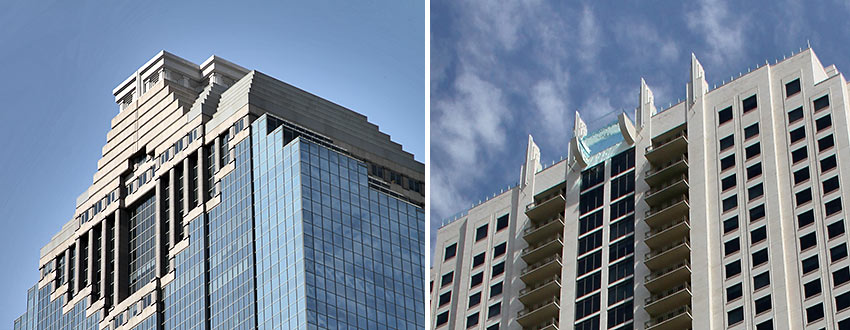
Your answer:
[185,205,204,223]
[62,286,92,314]
[215,162,235,182]
[85,297,104,318]
[205,195,221,210]
[169,239,190,259]
[231,127,250,146]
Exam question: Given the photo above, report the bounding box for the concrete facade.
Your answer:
[14,51,424,330]
[431,48,850,330]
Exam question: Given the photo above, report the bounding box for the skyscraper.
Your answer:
[13,51,424,330]
[430,48,850,329]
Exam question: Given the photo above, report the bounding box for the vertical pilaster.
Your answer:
[168,168,176,248]
[74,237,82,295]
[63,249,71,286]
[199,146,208,204]
[87,230,94,290]
[155,178,164,276]
[214,137,221,172]
[100,220,108,302]
[183,157,190,216]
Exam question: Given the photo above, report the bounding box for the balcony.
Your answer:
[645,261,691,293]
[519,276,561,305]
[524,215,565,245]
[526,193,566,221]
[522,234,564,264]
[645,175,689,207]
[526,317,559,330]
[645,238,690,271]
[645,130,688,165]
[645,283,692,316]
[645,155,689,186]
[521,255,562,284]
[517,297,560,327]
[645,306,692,330]
[644,217,690,250]
[645,198,690,228]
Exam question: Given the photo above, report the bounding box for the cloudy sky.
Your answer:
[430,0,850,248]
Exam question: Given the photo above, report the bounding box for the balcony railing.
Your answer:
[646,154,689,178]
[518,297,560,318]
[527,191,566,212]
[647,130,688,152]
[646,238,690,260]
[645,283,691,305]
[520,276,561,296]
[523,234,563,254]
[645,260,691,283]
[522,254,562,276]
[647,175,689,196]
[528,317,560,330]
[525,215,565,235]
[645,217,690,239]
[645,305,692,329]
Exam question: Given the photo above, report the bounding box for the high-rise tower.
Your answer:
[13,51,425,330]
[431,48,850,330]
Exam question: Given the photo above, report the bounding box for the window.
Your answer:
[819,135,835,152]
[578,251,602,276]
[467,312,479,328]
[728,306,744,326]
[473,253,486,268]
[490,282,502,297]
[607,301,633,328]
[757,319,773,330]
[802,255,819,274]
[822,155,837,172]
[837,291,850,312]
[814,94,830,112]
[487,324,499,330]
[743,94,758,112]
[575,294,600,319]
[816,114,832,131]
[720,135,735,151]
[750,204,766,222]
[609,236,634,261]
[800,232,817,251]
[804,279,821,298]
[496,214,509,231]
[747,163,763,179]
[488,302,501,318]
[491,261,504,278]
[721,154,735,171]
[581,163,605,191]
[439,291,452,306]
[794,167,810,184]
[724,216,739,233]
[789,106,804,123]
[476,224,489,241]
[719,106,733,125]
[753,248,769,267]
[610,172,635,200]
[792,147,808,163]
[755,295,772,314]
[754,271,770,290]
[610,148,635,176]
[746,143,761,159]
[786,78,801,97]
[608,278,633,304]
[726,260,741,278]
[441,272,454,287]
[727,282,743,301]
[751,226,767,244]
[470,272,483,287]
[723,195,738,212]
[806,303,824,323]
[827,198,843,216]
[610,215,634,240]
[790,126,806,143]
[832,243,848,262]
[744,123,759,139]
[722,175,736,191]
[610,195,635,219]
[578,230,603,256]
[575,316,600,330]
[829,220,846,239]
[796,188,812,205]
[493,242,507,257]
[576,272,601,297]
[468,292,481,308]
[445,243,457,261]
[609,256,634,282]
[579,187,605,214]
[579,211,603,235]
[799,210,815,228]
[436,311,449,327]
[835,267,850,286]
[749,183,764,200]
[824,176,840,194]
[725,238,740,256]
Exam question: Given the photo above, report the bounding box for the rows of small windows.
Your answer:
[436,240,507,329]
[718,94,758,126]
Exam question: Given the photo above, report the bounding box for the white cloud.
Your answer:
[686,0,745,66]
[578,5,601,66]
[532,80,569,145]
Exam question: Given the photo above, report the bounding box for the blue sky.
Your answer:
[430,0,850,248]
[0,0,423,324]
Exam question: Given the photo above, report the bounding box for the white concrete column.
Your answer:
[100,220,108,301]
[183,157,190,215]
[168,168,176,248]
[155,177,164,276]
[198,146,208,204]
[73,237,81,294]
[214,137,221,172]
[87,230,94,289]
